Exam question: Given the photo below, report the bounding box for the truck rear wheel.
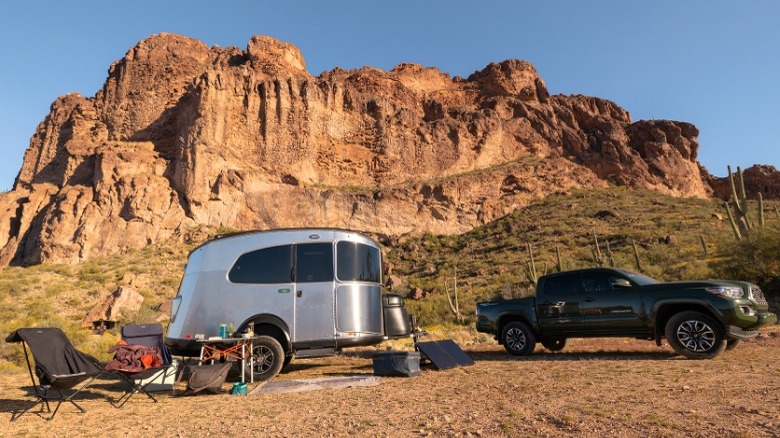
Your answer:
[501,321,536,356]
[248,335,285,381]
[541,337,566,352]
[664,311,726,359]
[725,339,742,350]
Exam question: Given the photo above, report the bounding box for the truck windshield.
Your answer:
[622,271,659,286]
[337,242,381,283]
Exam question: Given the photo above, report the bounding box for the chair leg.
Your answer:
[111,374,158,408]
[10,396,45,422]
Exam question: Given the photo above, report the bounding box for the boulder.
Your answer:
[81,286,144,327]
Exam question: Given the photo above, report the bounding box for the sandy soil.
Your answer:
[2,327,779,437]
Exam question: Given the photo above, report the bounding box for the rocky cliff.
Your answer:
[1,33,773,266]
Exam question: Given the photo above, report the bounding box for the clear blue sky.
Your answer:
[1,1,778,191]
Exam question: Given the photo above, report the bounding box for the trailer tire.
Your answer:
[248,335,285,381]
[283,354,293,369]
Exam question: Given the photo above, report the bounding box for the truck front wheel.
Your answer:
[664,311,726,359]
[248,335,285,381]
[501,321,536,356]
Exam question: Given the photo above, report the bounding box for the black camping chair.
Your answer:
[107,323,176,407]
[6,328,106,421]
[175,362,233,396]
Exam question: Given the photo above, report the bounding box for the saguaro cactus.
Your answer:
[444,267,462,322]
[555,244,563,273]
[632,239,643,272]
[592,231,605,267]
[724,165,765,240]
[524,243,547,285]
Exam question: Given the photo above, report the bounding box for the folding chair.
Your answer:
[6,328,105,421]
[174,362,233,396]
[106,323,175,407]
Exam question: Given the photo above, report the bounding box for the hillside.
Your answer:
[1,187,776,367]
[3,33,778,268]
[392,187,779,325]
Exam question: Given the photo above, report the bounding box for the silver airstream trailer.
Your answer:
[165,229,411,380]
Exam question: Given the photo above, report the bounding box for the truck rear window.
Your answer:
[337,242,381,283]
[543,274,582,295]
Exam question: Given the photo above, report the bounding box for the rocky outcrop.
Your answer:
[81,286,144,327]
[709,165,780,200]
[0,33,727,266]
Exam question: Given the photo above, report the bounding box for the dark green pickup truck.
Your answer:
[476,267,777,359]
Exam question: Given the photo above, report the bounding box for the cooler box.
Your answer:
[372,351,421,377]
[134,359,178,392]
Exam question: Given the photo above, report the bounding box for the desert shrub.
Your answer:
[711,227,780,309]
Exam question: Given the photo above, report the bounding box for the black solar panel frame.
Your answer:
[415,341,458,370]
[437,339,475,366]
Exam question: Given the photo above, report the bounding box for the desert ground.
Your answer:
[1,326,778,437]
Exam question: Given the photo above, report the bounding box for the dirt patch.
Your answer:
[2,327,779,437]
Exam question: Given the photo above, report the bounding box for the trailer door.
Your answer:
[293,243,336,344]
[227,244,295,336]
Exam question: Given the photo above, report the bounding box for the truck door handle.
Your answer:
[542,301,565,306]
[583,296,596,302]
[297,290,303,297]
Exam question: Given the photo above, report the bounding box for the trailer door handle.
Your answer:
[296,290,302,297]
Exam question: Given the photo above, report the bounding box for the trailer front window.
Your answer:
[337,242,381,283]
[228,245,293,284]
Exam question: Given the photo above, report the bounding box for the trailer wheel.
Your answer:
[248,335,284,381]
[283,354,293,369]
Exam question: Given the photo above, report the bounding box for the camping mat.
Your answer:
[250,374,381,395]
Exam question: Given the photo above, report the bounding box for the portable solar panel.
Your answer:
[437,339,475,366]
[416,341,458,370]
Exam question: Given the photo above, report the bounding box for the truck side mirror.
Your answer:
[612,278,633,289]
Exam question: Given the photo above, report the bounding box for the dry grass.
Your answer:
[1,326,778,437]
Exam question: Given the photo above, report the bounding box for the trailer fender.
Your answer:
[239,314,291,353]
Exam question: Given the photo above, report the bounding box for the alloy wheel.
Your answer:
[676,320,717,352]
[505,327,527,352]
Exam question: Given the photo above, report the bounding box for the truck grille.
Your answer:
[749,285,768,306]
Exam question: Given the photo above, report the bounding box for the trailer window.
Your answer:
[228,245,293,284]
[295,243,334,283]
[337,242,381,283]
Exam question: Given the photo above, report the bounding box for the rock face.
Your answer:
[81,286,144,327]
[709,165,780,201]
[0,33,735,266]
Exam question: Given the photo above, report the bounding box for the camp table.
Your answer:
[197,337,256,383]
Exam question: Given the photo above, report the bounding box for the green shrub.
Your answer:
[711,227,780,310]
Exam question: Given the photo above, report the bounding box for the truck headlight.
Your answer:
[706,286,744,299]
